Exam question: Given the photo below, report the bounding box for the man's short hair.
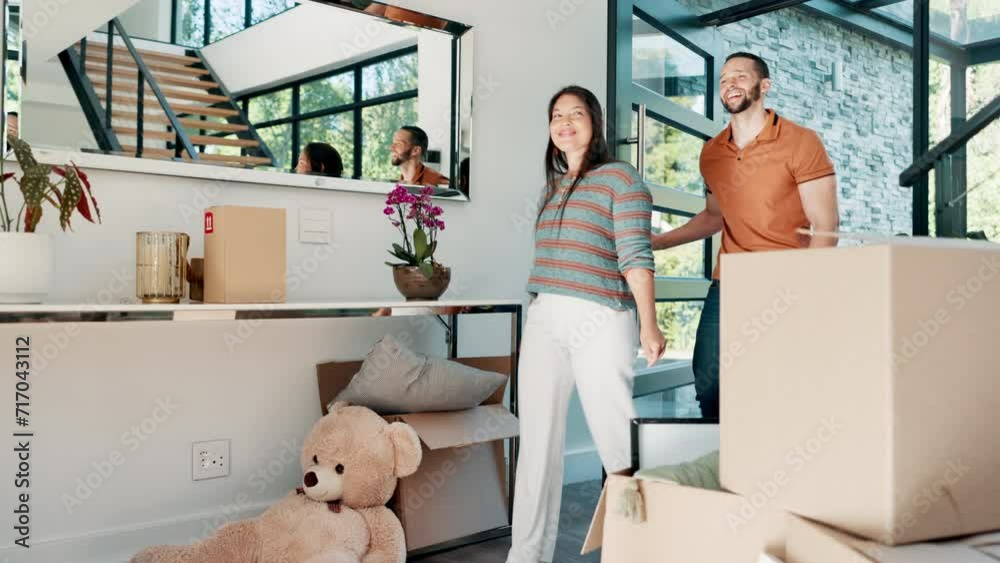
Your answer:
[400,125,429,158]
[725,52,770,80]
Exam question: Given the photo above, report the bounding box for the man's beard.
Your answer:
[722,82,761,115]
[391,155,404,166]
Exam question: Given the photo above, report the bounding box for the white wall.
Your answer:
[117,0,172,43]
[0,0,608,559]
[202,2,417,96]
[417,30,453,176]
[23,0,143,63]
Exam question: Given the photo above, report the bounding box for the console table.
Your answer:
[0,298,524,560]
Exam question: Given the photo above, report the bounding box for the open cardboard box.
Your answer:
[786,514,1000,562]
[720,240,1000,545]
[317,355,519,552]
[582,473,786,562]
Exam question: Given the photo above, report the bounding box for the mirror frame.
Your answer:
[1,0,475,201]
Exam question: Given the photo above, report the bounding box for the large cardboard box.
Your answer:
[786,514,1000,562]
[204,205,286,303]
[582,474,786,562]
[720,240,1000,545]
[316,356,518,552]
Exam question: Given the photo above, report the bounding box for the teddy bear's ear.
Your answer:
[386,422,422,478]
[326,400,350,414]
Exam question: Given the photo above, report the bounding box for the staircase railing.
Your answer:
[59,18,201,161]
[190,50,276,164]
[900,94,999,238]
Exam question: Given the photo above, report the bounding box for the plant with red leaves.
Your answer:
[1,135,101,232]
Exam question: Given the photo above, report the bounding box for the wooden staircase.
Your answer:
[66,36,273,167]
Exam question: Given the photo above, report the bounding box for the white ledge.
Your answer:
[0,298,523,323]
[6,146,468,201]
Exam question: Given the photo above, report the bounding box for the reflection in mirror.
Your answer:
[3,0,473,199]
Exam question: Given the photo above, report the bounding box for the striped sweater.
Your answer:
[526,161,655,310]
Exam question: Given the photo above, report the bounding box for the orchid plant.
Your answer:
[0,136,101,233]
[383,185,445,279]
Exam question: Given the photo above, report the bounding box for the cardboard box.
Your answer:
[786,514,1000,562]
[720,240,1000,545]
[316,356,519,552]
[582,474,786,562]
[204,205,286,303]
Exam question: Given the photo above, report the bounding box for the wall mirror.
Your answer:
[2,0,474,200]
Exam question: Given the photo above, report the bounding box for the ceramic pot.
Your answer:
[392,264,451,301]
[0,232,52,304]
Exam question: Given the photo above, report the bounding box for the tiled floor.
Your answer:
[414,480,604,563]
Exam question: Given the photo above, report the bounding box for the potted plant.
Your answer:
[0,135,101,303]
[383,184,449,300]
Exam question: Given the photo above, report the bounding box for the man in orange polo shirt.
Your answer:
[652,52,839,418]
[390,125,450,186]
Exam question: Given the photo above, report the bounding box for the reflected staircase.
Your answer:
[57,18,274,168]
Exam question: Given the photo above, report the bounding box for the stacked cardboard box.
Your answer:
[316,355,519,553]
[584,240,1000,562]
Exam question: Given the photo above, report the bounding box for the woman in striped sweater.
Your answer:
[507,85,665,563]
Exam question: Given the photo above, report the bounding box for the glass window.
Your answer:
[966,120,1000,240]
[177,0,205,47]
[632,111,706,195]
[967,61,1000,116]
[210,0,246,43]
[251,0,296,24]
[248,89,292,123]
[874,0,999,45]
[5,61,20,115]
[362,53,418,100]
[300,73,354,114]
[963,62,1000,240]
[655,301,704,361]
[631,12,706,115]
[652,211,705,278]
[929,59,951,146]
[257,123,292,171]
[361,97,418,180]
[299,113,355,177]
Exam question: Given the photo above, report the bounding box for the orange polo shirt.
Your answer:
[700,110,835,280]
[404,164,450,187]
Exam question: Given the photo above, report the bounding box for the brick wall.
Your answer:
[677,0,915,235]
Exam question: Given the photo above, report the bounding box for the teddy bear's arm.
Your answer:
[357,506,406,563]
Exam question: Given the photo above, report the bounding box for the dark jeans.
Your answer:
[692,280,720,419]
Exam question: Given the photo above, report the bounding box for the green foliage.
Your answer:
[247,51,418,179]
[178,0,295,46]
[0,137,101,233]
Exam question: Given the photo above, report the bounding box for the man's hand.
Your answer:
[652,192,723,251]
[640,325,666,368]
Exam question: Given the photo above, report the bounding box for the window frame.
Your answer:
[172,0,299,47]
[239,45,419,177]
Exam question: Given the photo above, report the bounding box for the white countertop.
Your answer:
[0,298,524,323]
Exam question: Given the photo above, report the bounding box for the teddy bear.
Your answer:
[131,402,422,563]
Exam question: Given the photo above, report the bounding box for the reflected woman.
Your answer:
[506,85,665,563]
[296,142,344,177]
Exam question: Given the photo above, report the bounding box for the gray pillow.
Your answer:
[332,334,507,415]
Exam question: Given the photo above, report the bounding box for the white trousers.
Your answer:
[507,293,639,563]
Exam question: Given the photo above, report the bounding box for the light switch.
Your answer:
[299,208,331,244]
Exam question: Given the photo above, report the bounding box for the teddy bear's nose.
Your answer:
[304,471,318,488]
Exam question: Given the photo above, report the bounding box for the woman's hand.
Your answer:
[640,325,666,368]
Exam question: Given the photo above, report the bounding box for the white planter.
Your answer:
[0,233,53,303]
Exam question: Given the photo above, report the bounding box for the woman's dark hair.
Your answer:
[540,85,613,224]
[303,142,344,177]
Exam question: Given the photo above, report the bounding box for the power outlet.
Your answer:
[192,439,230,481]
